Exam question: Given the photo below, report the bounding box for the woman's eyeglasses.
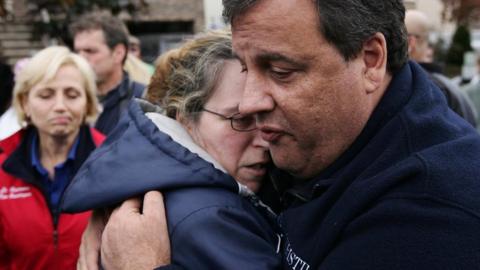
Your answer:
[202,108,257,132]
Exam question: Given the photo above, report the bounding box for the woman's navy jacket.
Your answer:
[62,100,281,270]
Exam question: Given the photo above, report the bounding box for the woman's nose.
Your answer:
[52,94,67,111]
[252,130,269,148]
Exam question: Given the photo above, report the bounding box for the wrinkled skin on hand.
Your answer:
[100,191,171,270]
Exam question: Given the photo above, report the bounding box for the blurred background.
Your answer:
[0,0,479,82]
[0,0,225,65]
[404,0,480,83]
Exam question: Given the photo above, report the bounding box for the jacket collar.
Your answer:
[2,126,100,186]
[100,72,131,109]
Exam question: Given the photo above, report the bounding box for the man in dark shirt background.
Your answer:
[70,12,145,135]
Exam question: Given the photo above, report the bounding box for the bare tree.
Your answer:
[26,0,148,45]
[441,0,480,26]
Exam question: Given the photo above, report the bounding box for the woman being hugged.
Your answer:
[0,46,105,270]
[64,30,281,270]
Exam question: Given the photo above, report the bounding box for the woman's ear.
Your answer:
[21,94,31,118]
[176,112,193,132]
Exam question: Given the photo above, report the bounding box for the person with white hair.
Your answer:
[405,9,477,127]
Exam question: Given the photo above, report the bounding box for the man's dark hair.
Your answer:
[223,0,408,73]
[70,12,130,63]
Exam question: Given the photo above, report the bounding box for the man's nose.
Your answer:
[239,72,275,117]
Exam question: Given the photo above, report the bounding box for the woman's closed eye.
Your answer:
[231,113,256,131]
[65,88,81,99]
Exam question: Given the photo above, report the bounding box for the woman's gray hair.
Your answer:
[146,29,234,121]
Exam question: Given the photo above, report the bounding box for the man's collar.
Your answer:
[99,72,131,108]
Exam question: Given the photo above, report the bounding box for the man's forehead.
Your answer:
[232,29,312,67]
[75,29,106,42]
[231,26,278,57]
[230,0,320,55]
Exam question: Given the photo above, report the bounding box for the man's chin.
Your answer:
[271,149,312,179]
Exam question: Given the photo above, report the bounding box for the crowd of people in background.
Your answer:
[2,1,480,269]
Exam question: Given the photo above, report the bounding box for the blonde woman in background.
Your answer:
[0,46,105,270]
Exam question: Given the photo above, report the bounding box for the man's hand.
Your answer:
[100,191,171,270]
[77,209,109,270]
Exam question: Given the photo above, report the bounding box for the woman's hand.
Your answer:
[77,209,109,270]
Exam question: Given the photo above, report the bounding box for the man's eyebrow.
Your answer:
[257,52,305,67]
[232,51,307,69]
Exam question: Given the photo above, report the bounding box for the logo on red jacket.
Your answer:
[0,186,32,200]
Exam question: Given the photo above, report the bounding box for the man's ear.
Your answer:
[362,32,388,94]
[112,44,127,64]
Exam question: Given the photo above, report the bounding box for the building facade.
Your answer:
[0,0,207,65]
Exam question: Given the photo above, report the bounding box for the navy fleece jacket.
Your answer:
[278,61,480,270]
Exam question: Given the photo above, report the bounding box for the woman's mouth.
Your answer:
[243,163,268,177]
[51,117,70,124]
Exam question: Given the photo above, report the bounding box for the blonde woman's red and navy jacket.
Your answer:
[0,126,104,270]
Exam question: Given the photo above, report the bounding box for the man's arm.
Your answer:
[100,191,171,270]
[318,198,480,269]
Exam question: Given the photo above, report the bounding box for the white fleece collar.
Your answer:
[145,112,227,173]
[145,112,256,196]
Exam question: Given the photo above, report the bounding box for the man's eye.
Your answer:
[82,49,96,54]
[270,68,294,80]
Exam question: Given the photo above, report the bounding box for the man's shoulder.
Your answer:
[412,131,480,204]
[130,80,146,96]
[119,76,145,98]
